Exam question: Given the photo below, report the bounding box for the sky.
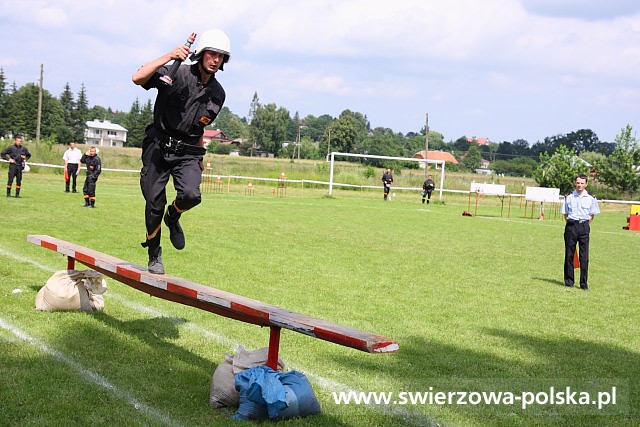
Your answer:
[1,0,639,145]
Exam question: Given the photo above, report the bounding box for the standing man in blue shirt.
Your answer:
[561,173,600,290]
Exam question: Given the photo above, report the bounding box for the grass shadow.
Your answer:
[323,329,637,426]
[532,276,566,287]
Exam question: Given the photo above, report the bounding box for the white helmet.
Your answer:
[191,29,231,70]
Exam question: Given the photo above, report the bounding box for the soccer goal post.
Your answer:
[327,152,446,199]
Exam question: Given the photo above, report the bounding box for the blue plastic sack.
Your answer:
[232,366,321,421]
[277,371,321,419]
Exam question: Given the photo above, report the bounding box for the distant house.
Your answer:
[467,137,490,145]
[202,128,244,151]
[413,150,458,169]
[84,120,127,147]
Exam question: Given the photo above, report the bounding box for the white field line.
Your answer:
[1,246,435,427]
[0,318,182,427]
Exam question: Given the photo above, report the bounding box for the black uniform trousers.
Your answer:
[66,163,79,191]
[6,163,22,188]
[140,138,203,248]
[83,174,98,198]
[563,221,590,288]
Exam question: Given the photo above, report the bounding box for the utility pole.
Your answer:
[36,64,43,144]
[424,112,429,178]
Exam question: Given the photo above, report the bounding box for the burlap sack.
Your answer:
[35,270,107,312]
[209,345,286,408]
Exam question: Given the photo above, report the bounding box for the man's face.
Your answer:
[201,50,225,74]
[15,137,22,146]
[575,177,587,191]
[70,142,75,149]
[89,147,96,156]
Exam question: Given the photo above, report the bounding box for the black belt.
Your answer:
[159,134,206,156]
[567,219,588,224]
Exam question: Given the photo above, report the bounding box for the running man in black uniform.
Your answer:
[422,175,435,204]
[132,29,230,274]
[382,168,393,201]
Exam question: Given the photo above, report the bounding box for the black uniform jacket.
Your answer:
[143,63,226,144]
[1,144,31,169]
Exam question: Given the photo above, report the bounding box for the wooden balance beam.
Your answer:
[27,235,398,369]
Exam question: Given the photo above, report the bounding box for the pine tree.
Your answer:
[72,84,90,142]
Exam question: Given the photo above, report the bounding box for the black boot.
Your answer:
[90,199,95,208]
[14,189,20,198]
[83,197,90,207]
[147,246,165,274]
[164,204,185,250]
[6,187,10,198]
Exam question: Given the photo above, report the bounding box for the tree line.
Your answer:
[1,68,638,197]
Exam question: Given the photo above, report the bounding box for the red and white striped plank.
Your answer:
[27,235,399,354]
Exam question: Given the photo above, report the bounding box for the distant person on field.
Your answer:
[382,168,393,200]
[63,141,82,193]
[422,174,435,204]
[561,173,600,291]
[2,135,31,198]
[80,146,101,208]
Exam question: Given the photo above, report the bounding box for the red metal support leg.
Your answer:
[267,326,281,370]
[67,256,75,270]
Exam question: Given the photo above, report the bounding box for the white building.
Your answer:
[84,120,128,147]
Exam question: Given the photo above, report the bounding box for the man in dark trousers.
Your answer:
[422,174,435,204]
[80,146,101,208]
[2,135,31,198]
[63,141,83,193]
[382,168,393,201]
[132,29,230,274]
[561,173,600,291]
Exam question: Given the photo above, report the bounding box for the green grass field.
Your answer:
[0,170,638,427]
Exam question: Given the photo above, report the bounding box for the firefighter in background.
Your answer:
[80,146,101,208]
[382,168,393,200]
[422,174,435,204]
[2,135,31,198]
[132,29,230,274]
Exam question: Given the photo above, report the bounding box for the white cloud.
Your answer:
[0,0,639,142]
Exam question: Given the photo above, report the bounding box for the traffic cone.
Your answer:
[216,175,221,183]
[280,171,286,179]
[206,159,211,169]
[573,249,580,269]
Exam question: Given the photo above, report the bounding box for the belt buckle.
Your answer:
[163,136,184,154]
[173,139,185,154]
[161,135,173,150]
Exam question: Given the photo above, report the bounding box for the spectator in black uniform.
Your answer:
[422,174,435,204]
[2,135,31,198]
[80,146,101,208]
[382,168,393,201]
[132,29,230,274]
